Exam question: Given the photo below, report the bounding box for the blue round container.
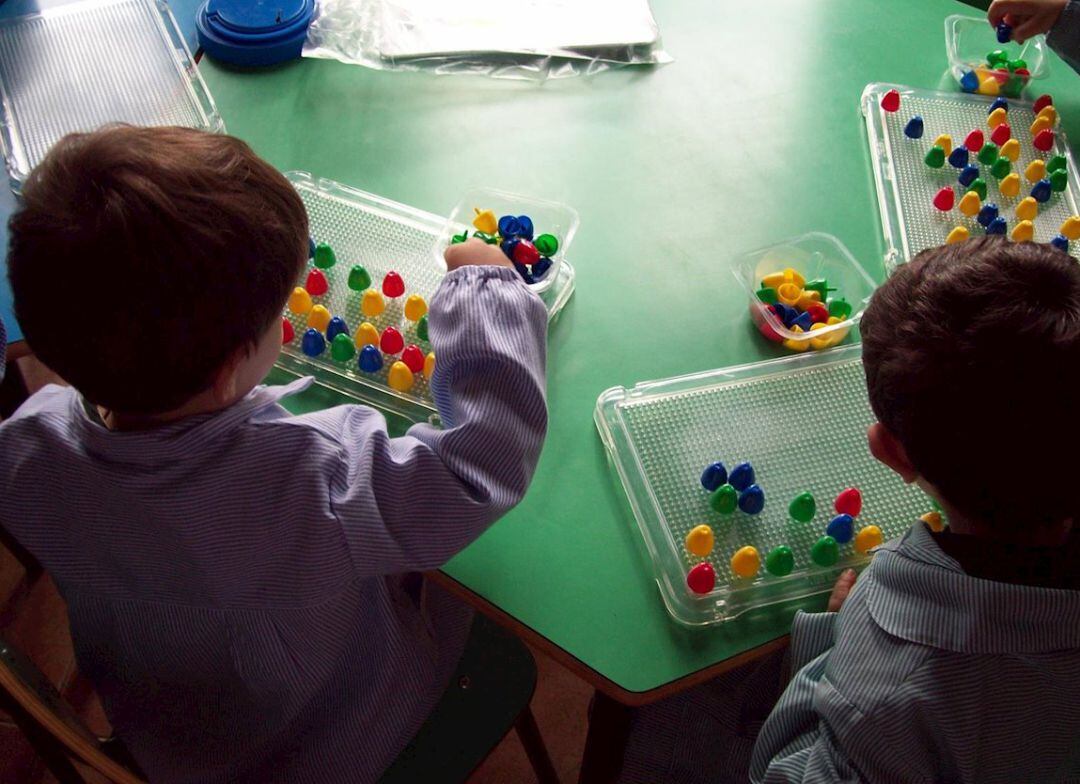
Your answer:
[197,0,316,67]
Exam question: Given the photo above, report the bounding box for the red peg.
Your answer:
[380,326,404,355]
[964,129,984,152]
[1015,68,1030,77]
[1034,129,1054,152]
[932,186,955,212]
[834,487,863,517]
[686,562,716,594]
[880,89,900,112]
[512,239,540,267]
[401,344,424,373]
[990,123,1011,146]
[305,268,328,296]
[1033,94,1054,114]
[382,271,405,298]
[807,303,829,323]
[282,317,294,344]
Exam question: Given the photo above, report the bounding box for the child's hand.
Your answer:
[444,238,513,272]
[827,569,858,612]
[989,0,1067,42]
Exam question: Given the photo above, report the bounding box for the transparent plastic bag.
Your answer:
[303,0,672,80]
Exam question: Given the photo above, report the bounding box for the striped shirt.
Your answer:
[751,521,1080,783]
[1050,0,1080,74]
[0,266,548,783]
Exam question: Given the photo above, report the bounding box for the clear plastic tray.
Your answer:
[945,14,1048,95]
[595,344,933,626]
[862,83,1080,270]
[732,232,877,352]
[0,0,223,192]
[278,172,576,422]
[433,187,580,295]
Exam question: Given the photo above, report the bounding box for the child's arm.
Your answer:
[326,240,549,575]
[989,0,1079,73]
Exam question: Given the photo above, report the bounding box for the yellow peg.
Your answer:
[958,192,981,218]
[423,351,436,380]
[854,525,884,554]
[999,173,1020,198]
[783,325,810,353]
[1036,105,1057,126]
[946,225,970,244]
[933,134,953,156]
[920,511,945,532]
[777,283,802,306]
[808,322,832,351]
[403,294,428,322]
[1060,215,1080,241]
[999,138,1020,162]
[472,208,497,235]
[288,286,313,315]
[307,305,331,332]
[1011,219,1034,242]
[387,361,415,392]
[795,289,821,310]
[354,321,380,347]
[1025,159,1047,183]
[987,107,1008,128]
[978,75,1000,96]
[1015,196,1038,222]
[1029,115,1052,137]
[685,525,715,557]
[825,316,849,348]
[361,289,385,318]
[730,546,760,579]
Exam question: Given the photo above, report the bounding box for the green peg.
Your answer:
[313,242,337,269]
[987,49,1008,66]
[829,298,852,320]
[330,333,356,362]
[450,230,469,244]
[804,279,835,302]
[788,492,816,523]
[756,286,778,305]
[1007,58,1026,71]
[709,484,738,515]
[1003,77,1024,98]
[535,234,559,256]
[976,143,999,165]
[924,145,946,169]
[811,536,839,567]
[347,265,371,292]
[416,314,429,342]
[473,231,499,245]
[967,178,988,201]
[990,157,1011,179]
[1047,155,1067,174]
[1050,168,1068,193]
[765,546,795,577]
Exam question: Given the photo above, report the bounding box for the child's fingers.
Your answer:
[988,0,1033,26]
[444,238,512,271]
[1012,10,1058,40]
[827,569,858,612]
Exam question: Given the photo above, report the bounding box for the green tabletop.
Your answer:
[199,0,1079,699]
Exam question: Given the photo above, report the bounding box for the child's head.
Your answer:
[861,236,1080,536]
[9,125,307,416]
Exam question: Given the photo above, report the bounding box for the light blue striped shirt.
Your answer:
[0,266,548,783]
[751,521,1080,783]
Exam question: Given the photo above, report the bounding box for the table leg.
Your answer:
[577,689,633,784]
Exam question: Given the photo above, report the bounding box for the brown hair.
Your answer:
[861,236,1080,530]
[8,125,308,414]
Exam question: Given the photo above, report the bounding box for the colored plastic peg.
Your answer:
[1011,219,1034,242]
[358,345,383,373]
[933,186,955,211]
[964,129,984,152]
[958,164,980,188]
[382,271,405,298]
[795,289,822,310]
[685,524,714,557]
[301,328,325,357]
[761,268,807,288]
[920,511,945,532]
[513,261,535,284]
[387,361,415,392]
[401,344,425,373]
[1032,179,1052,203]
[933,134,953,156]
[326,316,349,341]
[512,239,540,267]
[990,157,1012,179]
[738,484,765,515]
[1050,234,1070,252]
[450,230,469,245]
[1016,196,1038,221]
[880,89,900,112]
[1034,129,1055,152]
[948,145,969,168]
[924,145,946,169]
[791,311,813,331]
[473,231,498,245]
[501,237,520,262]
[1051,169,1068,193]
[308,236,316,259]
[288,286,313,314]
[313,242,336,269]
[771,303,798,327]
[996,21,1012,42]
[330,333,355,362]
[990,123,1010,146]
[730,546,760,578]
[977,202,999,228]
[305,268,328,296]
[854,525,884,554]
[282,317,294,344]
[765,546,795,577]
[424,352,436,380]
[729,462,755,491]
[354,321,379,347]
[904,116,924,139]
[307,305,331,332]
[783,325,810,352]
[687,562,716,594]
[532,257,554,279]
[999,138,1020,162]
[810,536,839,567]
[806,302,830,323]
[977,73,1000,96]
[498,215,523,237]
[416,314,430,342]
[361,289,385,318]
[986,216,1008,235]
[1032,94,1054,114]
[1047,155,1067,174]
[347,265,372,292]
[756,286,779,304]
[827,514,855,544]
[380,326,404,355]
[834,487,862,516]
[710,483,738,514]
[1031,116,1052,138]
[804,279,834,301]
[473,208,497,234]
[516,215,535,241]
[976,142,998,165]
[966,178,988,201]
[1007,57,1026,71]
[946,226,970,245]
[999,173,1020,198]
[1061,215,1080,241]
[959,70,979,92]
[829,298,852,319]
[535,234,559,256]
[701,461,729,491]
[776,282,801,306]
[987,107,1008,129]
[988,97,1008,113]
[788,491,816,523]
[404,294,427,321]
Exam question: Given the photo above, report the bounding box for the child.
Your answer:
[989,0,1079,72]
[0,126,548,782]
[621,238,1080,783]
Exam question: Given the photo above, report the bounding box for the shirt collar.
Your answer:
[863,521,1080,654]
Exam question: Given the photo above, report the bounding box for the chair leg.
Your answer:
[514,705,560,784]
[0,689,87,784]
[577,691,632,784]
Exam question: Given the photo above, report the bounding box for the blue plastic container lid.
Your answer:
[197,0,315,67]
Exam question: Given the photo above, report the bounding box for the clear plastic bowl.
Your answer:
[433,187,579,295]
[732,232,877,352]
[944,14,1049,97]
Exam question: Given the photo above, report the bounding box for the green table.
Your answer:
[200,0,1078,713]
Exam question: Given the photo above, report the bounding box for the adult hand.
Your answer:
[444,238,513,271]
[989,0,1068,43]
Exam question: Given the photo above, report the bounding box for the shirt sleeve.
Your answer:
[1048,0,1080,74]
[788,611,837,672]
[327,265,548,575]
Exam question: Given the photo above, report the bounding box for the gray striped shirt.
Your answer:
[751,522,1080,783]
[1050,0,1080,74]
[0,266,548,783]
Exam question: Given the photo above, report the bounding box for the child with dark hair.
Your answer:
[0,126,548,783]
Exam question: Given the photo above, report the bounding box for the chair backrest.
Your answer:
[0,635,146,784]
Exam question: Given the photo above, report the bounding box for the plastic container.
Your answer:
[278,173,576,423]
[732,233,877,353]
[433,188,580,296]
[197,0,316,67]
[595,344,934,626]
[0,0,223,192]
[862,82,1080,269]
[945,14,1048,96]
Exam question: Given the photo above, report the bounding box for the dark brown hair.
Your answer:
[8,126,307,414]
[861,236,1080,530]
